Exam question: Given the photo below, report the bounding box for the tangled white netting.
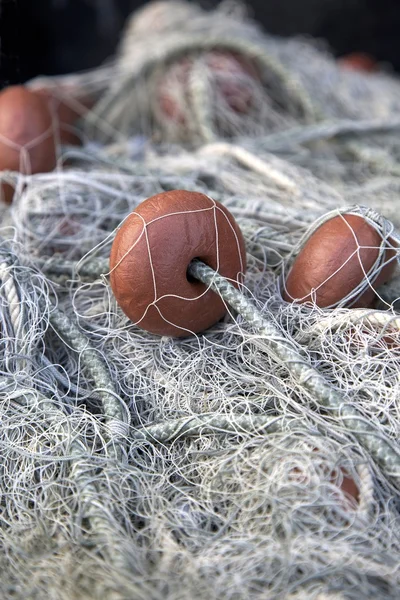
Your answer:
[1,2,400,598]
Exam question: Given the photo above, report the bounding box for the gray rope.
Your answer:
[259,117,400,152]
[6,381,129,570]
[36,255,109,282]
[133,413,297,443]
[45,302,129,459]
[188,58,216,143]
[188,259,400,481]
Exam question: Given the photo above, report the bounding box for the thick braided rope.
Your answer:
[0,253,129,570]
[0,262,23,336]
[39,310,132,572]
[0,258,31,375]
[46,303,129,458]
[40,297,132,571]
[6,382,129,571]
[133,414,295,443]
[36,255,109,282]
[199,143,300,193]
[259,117,400,152]
[297,308,400,341]
[188,59,216,143]
[188,259,400,481]
[133,411,375,513]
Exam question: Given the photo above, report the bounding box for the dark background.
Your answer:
[1,0,400,88]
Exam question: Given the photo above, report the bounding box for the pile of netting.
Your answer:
[1,2,400,599]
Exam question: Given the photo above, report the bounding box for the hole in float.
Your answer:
[186,258,202,284]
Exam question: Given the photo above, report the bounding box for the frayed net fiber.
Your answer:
[1,2,400,599]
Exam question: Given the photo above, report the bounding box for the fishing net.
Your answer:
[1,1,400,598]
